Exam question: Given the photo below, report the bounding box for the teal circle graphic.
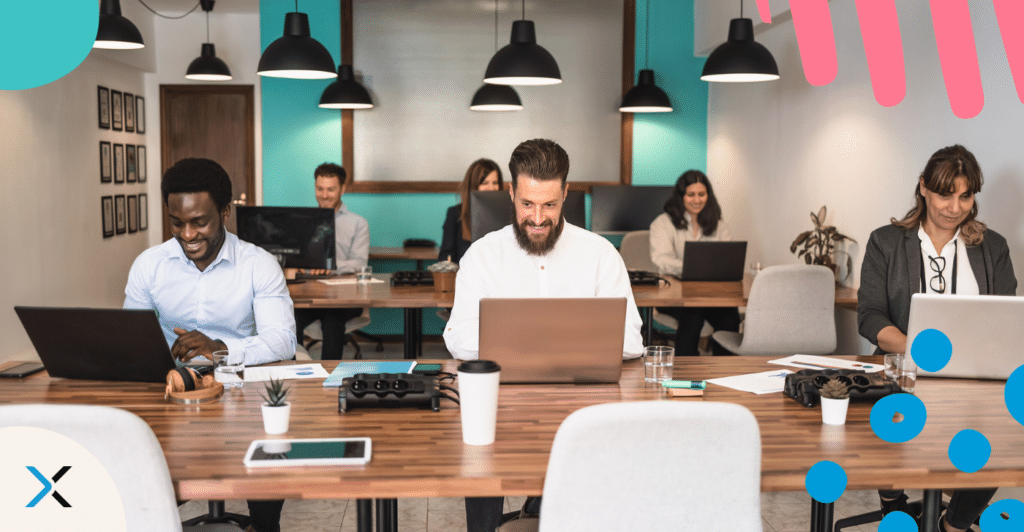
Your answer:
[980,498,1024,532]
[910,328,952,372]
[947,429,990,473]
[1006,364,1024,426]
[878,511,917,532]
[0,2,99,90]
[804,461,847,503]
[870,393,927,443]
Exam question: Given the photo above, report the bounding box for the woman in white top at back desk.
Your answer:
[649,170,739,356]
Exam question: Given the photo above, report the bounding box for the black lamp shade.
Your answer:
[619,69,672,112]
[319,65,374,109]
[484,20,561,86]
[257,12,337,79]
[470,84,523,111]
[701,18,779,82]
[186,43,233,81]
[94,0,144,49]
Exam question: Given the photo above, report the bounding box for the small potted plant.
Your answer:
[260,378,291,434]
[790,206,856,283]
[819,378,851,425]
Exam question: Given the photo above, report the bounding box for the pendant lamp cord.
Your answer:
[494,0,499,52]
[522,0,525,20]
[137,0,200,19]
[644,0,650,69]
[205,10,210,43]
[740,0,744,19]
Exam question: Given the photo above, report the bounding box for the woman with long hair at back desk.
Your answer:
[439,158,503,263]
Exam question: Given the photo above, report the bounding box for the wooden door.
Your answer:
[159,85,255,242]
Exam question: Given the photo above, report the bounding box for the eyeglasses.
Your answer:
[929,256,946,293]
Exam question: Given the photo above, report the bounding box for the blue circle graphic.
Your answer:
[1006,365,1024,426]
[910,328,953,372]
[948,429,991,473]
[878,511,917,532]
[980,498,1024,532]
[0,2,99,90]
[870,394,927,443]
[804,461,847,503]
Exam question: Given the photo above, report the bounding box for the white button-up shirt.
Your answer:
[123,231,296,365]
[443,222,645,360]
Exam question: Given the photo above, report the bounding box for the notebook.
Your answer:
[13,306,179,383]
[478,298,626,383]
[680,241,747,281]
[907,293,1024,380]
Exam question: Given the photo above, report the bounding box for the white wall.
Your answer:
[707,1,1024,354]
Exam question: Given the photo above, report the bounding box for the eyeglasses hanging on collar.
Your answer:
[929,255,947,293]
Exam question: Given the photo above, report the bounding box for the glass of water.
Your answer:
[211,350,244,389]
[883,353,903,382]
[356,265,373,283]
[643,346,674,383]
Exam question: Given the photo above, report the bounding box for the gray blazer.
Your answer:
[857,224,1017,355]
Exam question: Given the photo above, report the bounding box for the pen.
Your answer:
[661,380,706,390]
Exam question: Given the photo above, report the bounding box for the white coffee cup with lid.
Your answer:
[457,360,501,446]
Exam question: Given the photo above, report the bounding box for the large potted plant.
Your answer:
[790,206,856,283]
[260,378,291,434]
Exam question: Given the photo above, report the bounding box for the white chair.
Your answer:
[0,403,241,532]
[538,401,762,532]
[712,264,836,356]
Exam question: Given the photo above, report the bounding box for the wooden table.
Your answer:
[368,247,439,270]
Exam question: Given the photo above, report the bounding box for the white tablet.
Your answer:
[243,437,372,467]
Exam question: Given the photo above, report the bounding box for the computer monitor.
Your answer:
[590,185,674,233]
[235,206,336,270]
[469,190,586,242]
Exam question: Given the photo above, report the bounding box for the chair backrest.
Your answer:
[740,264,837,355]
[0,404,183,531]
[619,230,658,272]
[538,401,762,532]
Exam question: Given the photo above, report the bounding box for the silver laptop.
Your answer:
[907,293,1024,380]
[479,298,626,383]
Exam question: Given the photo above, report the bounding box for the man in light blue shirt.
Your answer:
[123,158,294,532]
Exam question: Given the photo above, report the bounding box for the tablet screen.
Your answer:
[249,440,367,462]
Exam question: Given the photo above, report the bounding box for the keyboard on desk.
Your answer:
[628,270,663,286]
[391,270,434,286]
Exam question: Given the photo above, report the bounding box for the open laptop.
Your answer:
[479,298,626,383]
[907,293,1024,380]
[680,241,747,281]
[14,306,179,383]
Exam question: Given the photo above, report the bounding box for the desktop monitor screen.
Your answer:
[236,206,335,270]
[469,190,586,242]
[590,185,674,233]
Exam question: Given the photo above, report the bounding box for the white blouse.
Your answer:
[917,226,979,296]
[649,212,732,277]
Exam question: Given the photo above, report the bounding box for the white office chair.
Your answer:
[712,264,836,356]
[538,401,762,532]
[302,308,376,359]
[0,403,241,532]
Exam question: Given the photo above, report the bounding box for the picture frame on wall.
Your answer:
[135,96,145,134]
[102,196,114,238]
[113,143,125,183]
[137,146,147,182]
[126,144,137,183]
[139,193,148,231]
[100,141,112,183]
[111,90,123,131]
[128,194,138,233]
[124,92,135,133]
[98,86,110,129]
[114,194,127,234]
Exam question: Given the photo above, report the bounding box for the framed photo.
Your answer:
[135,95,145,134]
[124,92,135,133]
[113,143,125,183]
[137,145,147,182]
[111,90,123,131]
[101,196,114,238]
[139,193,148,231]
[98,86,110,129]
[99,141,112,183]
[114,195,127,235]
[126,144,137,183]
[128,194,138,233]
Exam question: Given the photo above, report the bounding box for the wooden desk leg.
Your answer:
[919,489,942,532]
[357,499,372,532]
[403,308,423,359]
[809,499,833,532]
[641,307,653,346]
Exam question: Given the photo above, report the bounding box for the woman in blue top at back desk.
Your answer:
[439,158,503,263]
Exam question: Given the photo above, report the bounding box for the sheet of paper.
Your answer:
[318,278,386,285]
[707,369,793,394]
[768,354,883,373]
[243,364,330,383]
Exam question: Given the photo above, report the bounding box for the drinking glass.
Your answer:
[883,353,903,382]
[356,265,373,283]
[211,350,244,389]
[643,346,674,383]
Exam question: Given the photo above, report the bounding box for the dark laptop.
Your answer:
[14,306,178,383]
[680,241,747,281]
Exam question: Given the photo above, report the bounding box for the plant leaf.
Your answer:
[810,210,820,228]
[804,254,812,264]
[817,206,827,227]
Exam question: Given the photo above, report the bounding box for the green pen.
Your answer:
[661,380,706,390]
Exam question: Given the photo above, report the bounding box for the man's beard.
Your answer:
[513,215,565,256]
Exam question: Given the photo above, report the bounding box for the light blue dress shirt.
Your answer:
[334,201,370,274]
[123,231,297,365]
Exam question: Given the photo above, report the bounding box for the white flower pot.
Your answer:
[821,397,850,425]
[262,403,291,434]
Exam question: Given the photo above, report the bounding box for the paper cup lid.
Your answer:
[458,360,501,374]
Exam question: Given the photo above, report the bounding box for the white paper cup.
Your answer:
[457,360,501,446]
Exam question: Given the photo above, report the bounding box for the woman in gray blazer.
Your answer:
[857,144,1015,532]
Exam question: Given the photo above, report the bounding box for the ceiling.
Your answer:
[140,0,259,15]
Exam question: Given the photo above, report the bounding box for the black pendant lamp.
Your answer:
[483,0,561,86]
[257,1,337,80]
[472,0,523,111]
[620,0,671,112]
[701,0,779,82]
[186,1,232,81]
[94,0,144,50]
[319,65,374,109]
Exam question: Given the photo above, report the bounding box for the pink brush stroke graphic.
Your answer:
[930,0,984,118]
[994,0,1024,105]
[791,0,838,86]
[754,0,772,23]
[855,0,906,107]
